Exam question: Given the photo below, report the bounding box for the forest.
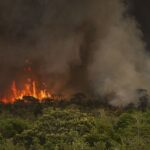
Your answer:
[0,93,150,150]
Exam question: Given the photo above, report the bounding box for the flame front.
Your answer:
[1,79,51,103]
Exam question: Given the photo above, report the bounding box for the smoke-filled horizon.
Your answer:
[0,0,150,106]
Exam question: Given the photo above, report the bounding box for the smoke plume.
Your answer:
[0,0,150,106]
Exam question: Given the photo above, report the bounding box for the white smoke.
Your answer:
[88,0,150,106]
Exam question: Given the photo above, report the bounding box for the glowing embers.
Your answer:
[1,78,51,103]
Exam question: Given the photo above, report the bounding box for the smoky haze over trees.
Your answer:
[0,0,150,106]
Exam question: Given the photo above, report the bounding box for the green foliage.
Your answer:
[0,118,29,139]
[0,104,150,150]
[0,140,26,150]
[14,108,95,149]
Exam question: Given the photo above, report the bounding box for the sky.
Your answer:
[129,0,150,49]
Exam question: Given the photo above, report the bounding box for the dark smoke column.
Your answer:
[68,22,97,94]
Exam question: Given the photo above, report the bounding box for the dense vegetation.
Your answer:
[0,95,150,150]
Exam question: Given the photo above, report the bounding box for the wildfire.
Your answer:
[1,79,52,103]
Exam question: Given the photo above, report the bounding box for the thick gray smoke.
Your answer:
[0,0,150,106]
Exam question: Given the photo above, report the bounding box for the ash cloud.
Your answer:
[0,0,150,106]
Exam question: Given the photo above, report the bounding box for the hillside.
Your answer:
[0,97,150,150]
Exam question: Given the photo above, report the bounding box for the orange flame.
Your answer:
[1,79,52,103]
